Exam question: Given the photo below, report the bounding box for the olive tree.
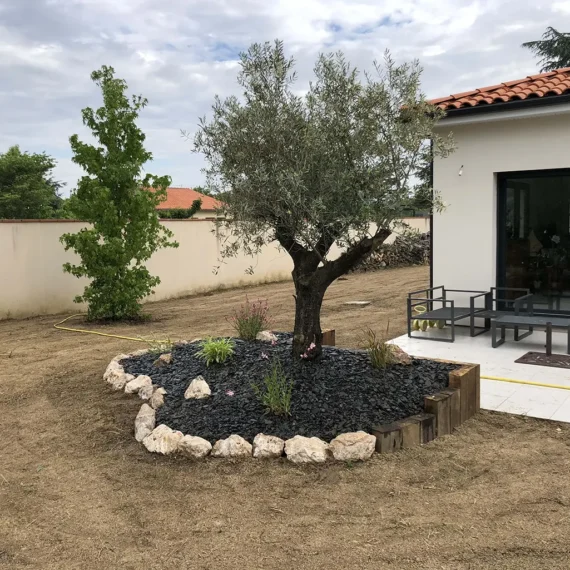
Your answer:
[195,41,453,358]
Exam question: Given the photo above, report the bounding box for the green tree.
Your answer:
[61,66,178,321]
[192,185,211,196]
[191,184,230,203]
[0,146,65,219]
[407,144,433,214]
[523,27,570,71]
[195,41,453,358]
[159,199,202,219]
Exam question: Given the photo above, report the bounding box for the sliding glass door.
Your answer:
[498,170,570,313]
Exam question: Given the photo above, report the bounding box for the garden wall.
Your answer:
[0,216,429,319]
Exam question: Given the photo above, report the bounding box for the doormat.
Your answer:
[515,351,570,369]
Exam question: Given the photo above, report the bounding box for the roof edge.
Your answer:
[440,93,570,119]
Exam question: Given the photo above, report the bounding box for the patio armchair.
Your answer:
[407,286,487,343]
[407,286,534,343]
[469,287,533,338]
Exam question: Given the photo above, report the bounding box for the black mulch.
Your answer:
[122,334,457,443]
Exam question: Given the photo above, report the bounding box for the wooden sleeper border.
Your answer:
[371,362,480,453]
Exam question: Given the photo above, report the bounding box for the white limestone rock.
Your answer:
[184,376,211,399]
[125,374,152,395]
[153,353,172,367]
[134,404,156,442]
[388,345,412,366]
[179,435,212,459]
[103,360,122,381]
[142,424,183,455]
[138,383,155,401]
[211,435,252,458]
[112,353,131,363]
[252,434,285,459]
[130,348,150,357]
[285,436,330,464]
[329,431,376,461]
[106,368,134,391]
[256,331,278,343]
[150,387,167,409]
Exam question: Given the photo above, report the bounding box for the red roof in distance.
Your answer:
[155,187,221,210]
[429,67,570,111]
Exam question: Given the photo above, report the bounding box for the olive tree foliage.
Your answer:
[61,66,178,320]
[194,41,454,357]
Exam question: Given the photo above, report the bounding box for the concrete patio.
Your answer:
[391,326,570,423]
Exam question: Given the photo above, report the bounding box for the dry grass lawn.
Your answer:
[2,266,570,569]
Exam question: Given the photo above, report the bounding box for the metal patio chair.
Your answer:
[407,286,487,343]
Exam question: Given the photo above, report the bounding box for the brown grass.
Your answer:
[2,266,570,569]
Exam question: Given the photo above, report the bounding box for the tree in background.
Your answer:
[189,184,230,203]
[195,41,453,358]
[158,199,202,219]
[0,146,65,219]
[192,185,211,196]
[61,66,178,321]
[406,143,433,214]
[523,27,570,71]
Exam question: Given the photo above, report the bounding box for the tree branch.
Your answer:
[318,227,391,285]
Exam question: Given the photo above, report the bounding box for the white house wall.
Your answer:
[433,112,570,296]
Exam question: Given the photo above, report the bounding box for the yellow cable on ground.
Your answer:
[481,375,570,391]
[53,313,163,343]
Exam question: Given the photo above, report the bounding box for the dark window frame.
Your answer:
[497,168,570,313]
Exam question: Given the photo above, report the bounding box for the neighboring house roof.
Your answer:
[429,67,570,111]
[155,187,221,211]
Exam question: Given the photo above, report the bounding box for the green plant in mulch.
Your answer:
[252,357,293,416]
[140,334,174,355]
[229,297,271,341]
[196,337,235,366]
[361,325,395,369]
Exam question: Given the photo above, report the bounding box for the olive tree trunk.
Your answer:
[292,278,326,358]
[289,228,392,359]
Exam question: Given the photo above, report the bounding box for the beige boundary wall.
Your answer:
[0,216,429,319]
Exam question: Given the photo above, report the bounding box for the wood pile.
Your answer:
[353,232,430,272]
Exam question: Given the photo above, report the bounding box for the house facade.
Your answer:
[430,68,570,312]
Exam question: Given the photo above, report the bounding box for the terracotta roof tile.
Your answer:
[154,188,221,210]
[429,68,570,111]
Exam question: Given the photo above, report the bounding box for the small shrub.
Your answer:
[197,337,234,366]
[252,357,293,416]
[361,325,395,369]
[141,334,174,354]
[229,297,271,340]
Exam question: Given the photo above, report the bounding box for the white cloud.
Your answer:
[553,2,570,15]
[0,0,568,193]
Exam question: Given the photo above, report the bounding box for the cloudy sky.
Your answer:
[1,0,569,194]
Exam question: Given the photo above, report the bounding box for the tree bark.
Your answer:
[292,278,325,358]
[286,227,392,360]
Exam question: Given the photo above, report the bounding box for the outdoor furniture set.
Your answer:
[407,286,570,355]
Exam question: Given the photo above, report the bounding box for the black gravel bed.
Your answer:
[122,335,458,443]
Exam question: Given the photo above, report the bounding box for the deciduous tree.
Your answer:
[61,66,178,320]
[0,146,64,219]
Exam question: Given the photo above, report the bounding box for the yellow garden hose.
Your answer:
[481,375,570,391]
[53,313,167,343]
